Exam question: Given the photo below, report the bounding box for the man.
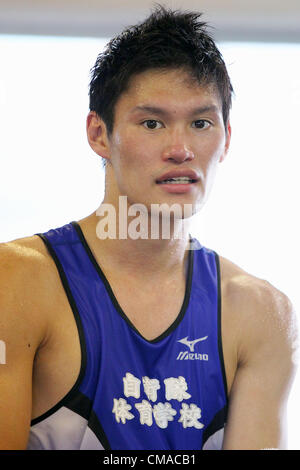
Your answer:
[0,6,298,450]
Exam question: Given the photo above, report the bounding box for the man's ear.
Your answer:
[86,111,111,161]
[219,121,231,163]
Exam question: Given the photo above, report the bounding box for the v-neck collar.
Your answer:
[70,220,194,344]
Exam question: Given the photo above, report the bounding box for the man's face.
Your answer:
[105,68,231,215]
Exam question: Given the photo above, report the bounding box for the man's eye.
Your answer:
[142,120,163,130]
[192,120,210,129]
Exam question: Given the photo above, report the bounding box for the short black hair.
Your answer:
[89,4,233,150]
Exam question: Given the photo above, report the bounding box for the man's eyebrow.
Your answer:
[130,104,220,116]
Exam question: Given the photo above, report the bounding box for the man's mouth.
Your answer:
[155,169,200,185]
[157,177,197,184]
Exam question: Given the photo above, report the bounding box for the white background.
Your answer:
[0,35,299,449]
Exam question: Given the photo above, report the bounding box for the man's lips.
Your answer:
[155,169,200,184]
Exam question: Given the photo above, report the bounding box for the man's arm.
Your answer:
[222,278,299,450]
[0,243,47,449]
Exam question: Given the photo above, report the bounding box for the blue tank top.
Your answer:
[27,221,228,450]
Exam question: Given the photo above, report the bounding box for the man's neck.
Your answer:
[76,206,192,281]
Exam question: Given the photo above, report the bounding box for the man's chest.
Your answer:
[31,260,237,421]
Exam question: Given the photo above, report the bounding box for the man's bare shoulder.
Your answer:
[0,233,54,292]
[219,254,292,312]
[1,233,48,264]
[0,234,59,348]
[218,254,298,367]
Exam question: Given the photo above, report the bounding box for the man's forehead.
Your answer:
[127,67,215,91]
[120,68,222,109]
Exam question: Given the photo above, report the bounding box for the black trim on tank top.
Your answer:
[30,232,87,426]
[70,220,194,344]
[213,251,229,403]
[201,404,228,449]
[66,391,111,450]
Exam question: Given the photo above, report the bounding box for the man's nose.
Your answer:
[161,132,195,163]
[162,144,195,163]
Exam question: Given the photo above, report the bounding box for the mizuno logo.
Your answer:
[176,336,209,361]
[177,336,208,352]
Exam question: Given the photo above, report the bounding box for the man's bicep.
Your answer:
[0,355,33,449]
[0,295,35,449]
[222,359,290,449]
[222,282,298,450]
[0,245,45,449]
